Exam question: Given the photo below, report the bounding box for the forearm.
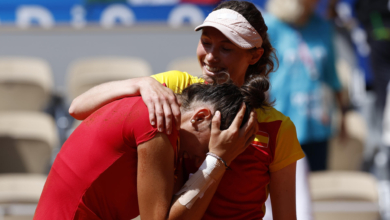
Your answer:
[169,178,221,219]
[168,156,226,220]
[69,77,148,120]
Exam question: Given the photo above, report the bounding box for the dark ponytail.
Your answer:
[241,75,273,110]
[179,76,273,130]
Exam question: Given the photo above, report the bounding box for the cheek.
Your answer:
[225,53,252,81]
[196,42,205,61]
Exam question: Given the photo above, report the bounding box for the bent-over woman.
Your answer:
[34,78,267,220]
[69,1,305,219]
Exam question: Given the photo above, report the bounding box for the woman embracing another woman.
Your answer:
[35,77,269,220]
[68,1,305,219]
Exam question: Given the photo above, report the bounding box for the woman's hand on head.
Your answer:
[208,104,258,165]
[139,78,181,135]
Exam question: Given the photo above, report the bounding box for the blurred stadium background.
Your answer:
[0,0,389,219]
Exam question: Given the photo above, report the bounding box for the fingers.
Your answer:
[170,98,181,131]
[167,94,181,131]
[229,103,246,130]
[211,111,221,134]
[155,103,164,132]
[157,88,179,134]
[145,101,156,127]
[163,102,172,135]
[143,85,181,133]
[245,134,257,148]
[244,111,258,140]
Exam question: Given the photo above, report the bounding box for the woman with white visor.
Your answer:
[70,1,305,219]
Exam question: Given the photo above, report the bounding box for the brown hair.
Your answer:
[213,1,279,82]
[179,76,271,130]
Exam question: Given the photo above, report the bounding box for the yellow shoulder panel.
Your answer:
[255,106,289,124]
[256,107,305,172]
[151,70,204,94]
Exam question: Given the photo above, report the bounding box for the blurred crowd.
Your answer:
[0,0,389,219]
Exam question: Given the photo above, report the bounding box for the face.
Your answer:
[197,27,261,86]
[179,107,213,171]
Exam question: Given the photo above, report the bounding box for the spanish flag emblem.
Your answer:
[252,131,269,148]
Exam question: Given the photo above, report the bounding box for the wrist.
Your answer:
[206,152,232,169]
[199,155,226,179]
[132,77,152,96]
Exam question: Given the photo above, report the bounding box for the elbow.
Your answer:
[69,98,84,120]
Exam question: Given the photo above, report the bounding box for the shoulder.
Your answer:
[123,97,179,147]
[256,106,290,124]
[255,107,297,140]
[260,108,304,172]
[152,70,203,83]
[151,70,204,93]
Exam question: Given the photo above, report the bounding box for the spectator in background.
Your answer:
[264,0,346,172]
[355,0,390,177]
[355,1,390,218]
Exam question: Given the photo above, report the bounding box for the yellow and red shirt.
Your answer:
[152,71,305,219]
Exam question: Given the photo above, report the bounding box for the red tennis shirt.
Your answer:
[34,97,179,220]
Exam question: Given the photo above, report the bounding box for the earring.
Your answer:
[191,119,195,124]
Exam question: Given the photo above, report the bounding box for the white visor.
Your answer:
[195,8,263,49]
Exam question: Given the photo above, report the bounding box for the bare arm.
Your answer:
[138,105,258,220]
[137,133,224,220]
[69,78,144,120]
[69,77,181,133]
[269,162,297,220]
[169,106,258,219]
[137,133,175,219]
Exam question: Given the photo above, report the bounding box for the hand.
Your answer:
[208,103,258,165]
[139,78,181,134]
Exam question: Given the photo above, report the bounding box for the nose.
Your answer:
[205,46,219,63]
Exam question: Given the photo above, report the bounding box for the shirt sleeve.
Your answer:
[151,70,204,93]
[269,117,305,172]
[123,98,178,148]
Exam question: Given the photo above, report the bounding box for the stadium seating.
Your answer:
[67,56,152,101]
[328,110,367,170]
[67,56,153,133]
[310,171,380,220]
[166,56,202,77]
[0,57,53,111]
[0,112,57,174]
[0,57,57,220]
[0,174,47,220]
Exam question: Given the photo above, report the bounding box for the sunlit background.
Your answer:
[0,0,389,219]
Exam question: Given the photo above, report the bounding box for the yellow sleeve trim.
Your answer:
[269,151,305,172]
[269,117,305,172]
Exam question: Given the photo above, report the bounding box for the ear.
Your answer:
[248,47,264,65]
[190,108,213,126]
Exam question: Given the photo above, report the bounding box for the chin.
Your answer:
[202,73,215,84]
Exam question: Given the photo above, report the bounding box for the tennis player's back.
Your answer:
[35,97,148,220]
